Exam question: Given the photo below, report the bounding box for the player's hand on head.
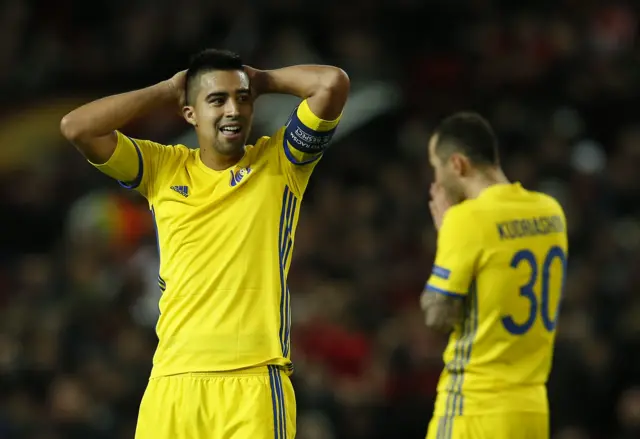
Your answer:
[429,182,452,231]
[168,70,187,108]
[244,65,267,98]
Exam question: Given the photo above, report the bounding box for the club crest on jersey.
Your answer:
[229,166,251,187]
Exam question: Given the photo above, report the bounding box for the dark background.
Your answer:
[1,1,640,438]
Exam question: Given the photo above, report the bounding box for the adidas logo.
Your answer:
[170,185,189,197]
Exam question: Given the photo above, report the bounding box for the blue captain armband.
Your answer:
[282,100,340,164]
[284,113,335,154]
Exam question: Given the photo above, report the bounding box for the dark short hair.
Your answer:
[433,112,499,166]
[185,49,244,105]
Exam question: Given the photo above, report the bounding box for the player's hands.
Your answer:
[168,70,187,108]
[244,65,268,98]
[429,182,452,231]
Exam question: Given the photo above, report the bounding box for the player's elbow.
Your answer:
[323,67,350,99]
[60,113,116,164]
[60,113,84,143]
[309,68,350,120]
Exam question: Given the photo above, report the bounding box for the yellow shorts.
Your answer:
[426,413,548,439]
[135,365,296,439]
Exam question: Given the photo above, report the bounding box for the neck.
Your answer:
[199,145,244,171]
[464,167,510,199]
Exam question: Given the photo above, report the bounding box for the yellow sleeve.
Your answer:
[278,99,341,196]
[90,131,171,200]
[425,206,481,298]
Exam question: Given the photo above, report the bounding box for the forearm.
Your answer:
[60,81,177,141]
[260,65,343,97]
[258,65,349,120]
[420,291,463,333]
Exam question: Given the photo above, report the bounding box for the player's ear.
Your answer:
[183,105,197,127]
[450,153,468,177]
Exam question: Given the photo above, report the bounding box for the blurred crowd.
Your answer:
[2,0,640,438]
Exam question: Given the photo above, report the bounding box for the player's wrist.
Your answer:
[157,73,185,108]
[245,67,271,97]
[154,80,171,101]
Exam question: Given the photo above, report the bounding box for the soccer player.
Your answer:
[60,49,349,439]
[421,112,568,439]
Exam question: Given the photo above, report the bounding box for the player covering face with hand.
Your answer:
[421,113,568,439]
[61,49,349,439]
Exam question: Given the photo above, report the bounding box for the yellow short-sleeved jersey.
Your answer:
[92,99,340,378]
[425,183,568,416]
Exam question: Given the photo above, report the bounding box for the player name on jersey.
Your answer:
[497,215,565,240]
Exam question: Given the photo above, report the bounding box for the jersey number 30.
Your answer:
[501,246,567,335]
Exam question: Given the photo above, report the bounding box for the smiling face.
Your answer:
[183,69,254,156]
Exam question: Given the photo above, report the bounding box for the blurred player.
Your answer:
[60,49,349,439]
[421,113,568,439]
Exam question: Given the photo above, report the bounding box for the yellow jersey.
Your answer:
[425,183,568,415]
[91,100,340,378]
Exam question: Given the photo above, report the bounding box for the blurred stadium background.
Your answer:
[1,0,640,438]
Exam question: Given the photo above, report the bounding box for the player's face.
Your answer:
[428,134,466,204]
[190,70,254,155]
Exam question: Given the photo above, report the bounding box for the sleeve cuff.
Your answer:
[118,136,144,189]
[425,284,466,298]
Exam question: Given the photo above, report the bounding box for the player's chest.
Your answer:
[152,162,283,224]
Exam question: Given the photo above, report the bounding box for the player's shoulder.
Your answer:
[252,135,273,152]
[521,189,566,219]
[440,202,478,234]
[472,183,563,214]
[255,128,285,148]
[438,202,486,246]
[171,143,195,157]
[130,135,192,159]
[159,142,192,154]
[247,128,286,159]
[144,142,194,178]
[157,142,193,164]
[444,198,480,222]
[530,190,563,209]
